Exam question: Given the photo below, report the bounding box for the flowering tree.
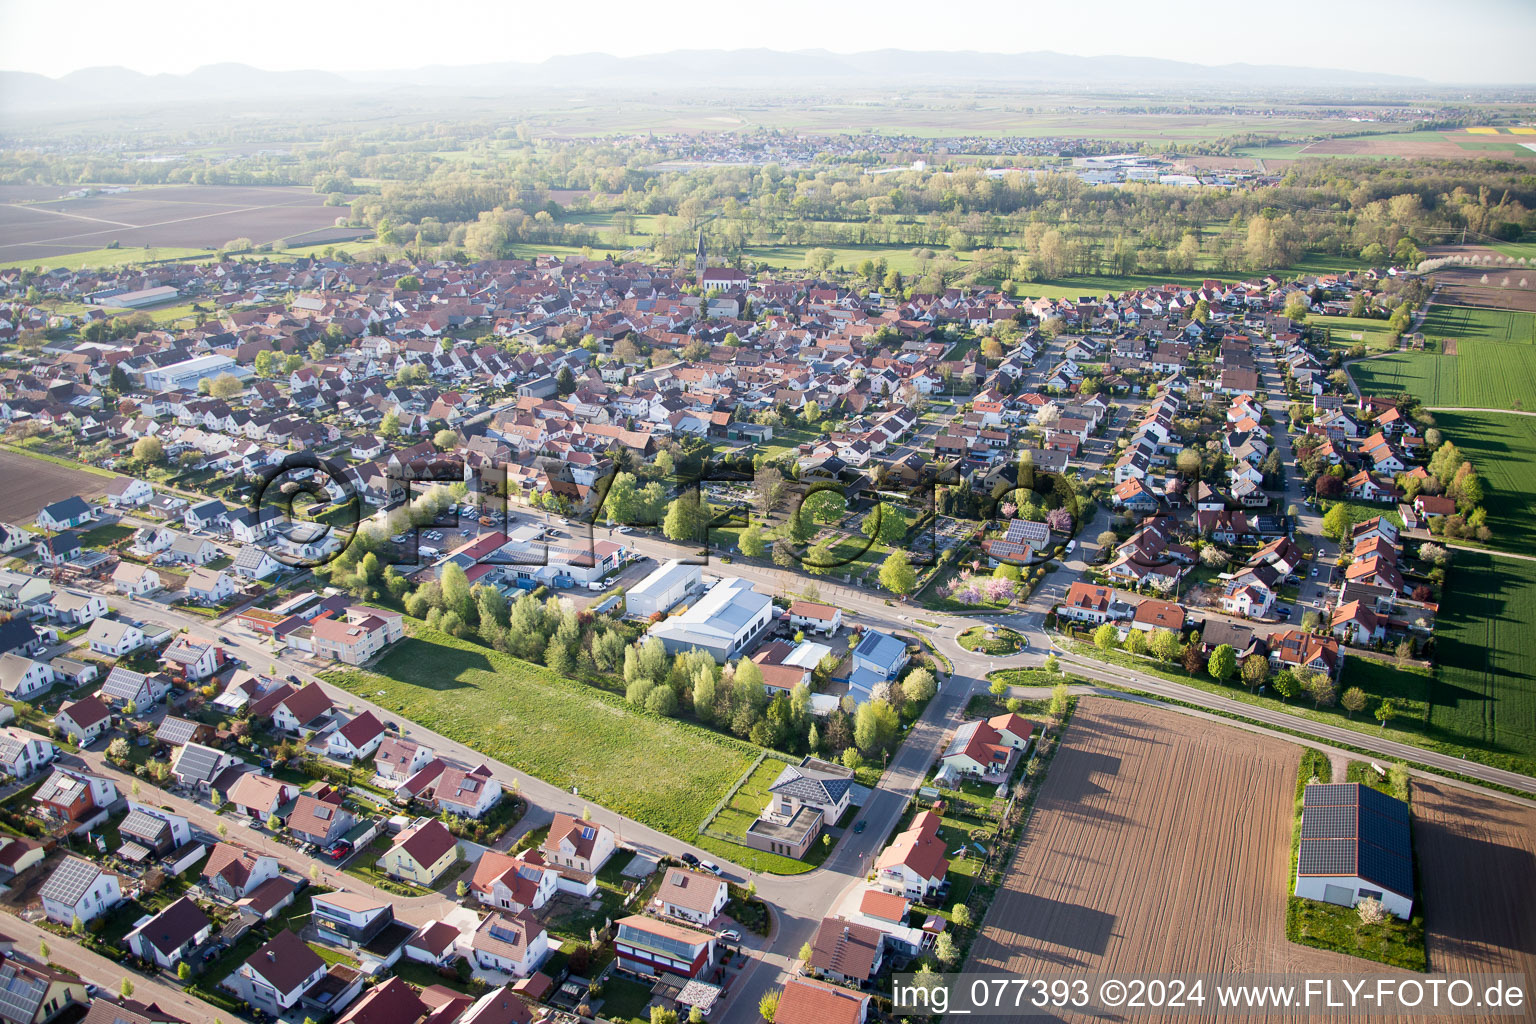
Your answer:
[1046,507,1073,533]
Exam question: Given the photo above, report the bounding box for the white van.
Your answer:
[1065,540,1077,554]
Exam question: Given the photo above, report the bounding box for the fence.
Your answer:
[695,749,799,842]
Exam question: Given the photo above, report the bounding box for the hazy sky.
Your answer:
[3,0,1534,83]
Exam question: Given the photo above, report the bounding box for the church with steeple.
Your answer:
[695,230,707,285]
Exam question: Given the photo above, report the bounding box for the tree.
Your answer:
[1341,687,1367,718]
[1049,681,1070,719]
[798,941,813,962]
[861,502,907,546]
[208,373,244,399]
[1305,671,1340,708]
[879,550,917,596]
[1320,503,1351,541]
[738,523,767,558]
[37,941,48,962]
[903,667,937,703]
[1375,699,1398,728]
[1092,622,1119,651]
[1272,670,1301,702]
[177,961,191,981]
[952,903,973,928]
[650,1007,678,1024]
[119,978,134,998]
[759,991,780,1023]
[1124,628,1148,656]
[854,700,899,755]
[106,737,131,764]
[433,429,458,451]
[1175,449,1202,478]
[802,489,846,525]
[1096,530,1118,551]
[989,676,1008,699]
[1284,292,1311,322]
[1208,644,1237,683]
[663,495,705,542]
[934,930,958,967]
[266,813,282,831]
[1151,628,1182,663]
[1356,895,1389,925]
[132,436,164,464]
[753,466,786,512]
[1240,655,1269,691]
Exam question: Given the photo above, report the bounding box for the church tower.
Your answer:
[694,230,707,285]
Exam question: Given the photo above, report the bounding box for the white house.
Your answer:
[49,590,107,626]
[184,568,235,605]
[0,652,56,701]
[325,711,387,761]
[0,523,29,554]
[232,546,281,580]
[470,910,550,978]
[105,477,155,508]
[228,929,326,1013]
[160,636,222,682]
[87,617,145,657]
[431,763,501,818]
[788,600,842,635]
[874,811,949,900]
[39,856,121,925]
[35,497,93,532]
[1296,783,1414,920]
[126,896,213,969]
[658,866,729,926]
[112,561,163,596]
[0,728,58,779]
[55,696,113,746]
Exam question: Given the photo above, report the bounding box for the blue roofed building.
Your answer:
[844,629,911,701]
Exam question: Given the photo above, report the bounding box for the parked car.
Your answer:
[699,859,723,876]
[679,853,700,867]
[286,674,301,684]
[717,929,741,942]
[613,525,631,534]
[327,840,353,861]
[853,820,866,834]
[217,635,233,644]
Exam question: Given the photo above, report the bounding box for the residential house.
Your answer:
[48,590,106,626]
[468,850,559,913]
[374,737,433,785]
[184,568,235,605]
[787,600,842,635]
[99,666,170,710]
[226,928,326,1014]
[125,897,213,970]
[380,818,460,887]
[86,618,145,657]
[202,843,281,900]
[326,710,387,762]
[111,562,163,596]
[940,713,1034,779]
[432,764,502,819]
[807,917,886,986]
[0,728,57,780]
[35,497,93,532]
[54,696,112,746]
[0,652,56,701]
[159,636,223,682]
[226,773,300,822]
[658,866,729,926]
[875,811,949,900]
[286,789,354,847]
[775,977,871,1024]
[38,856,121,925]
[311,607,405,665]
[0,959,90,1024]
[471,910,550,978]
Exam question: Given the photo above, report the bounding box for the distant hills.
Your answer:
[0,49,1437,113]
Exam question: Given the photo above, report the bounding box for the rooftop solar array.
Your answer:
[1297,783,1413,897]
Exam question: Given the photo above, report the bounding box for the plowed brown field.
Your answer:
[965,698,1536,1022]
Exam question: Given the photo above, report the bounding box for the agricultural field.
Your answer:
[1425,257,1536,313]
[966,700,1382,996]
[1241,128,1536,163]
[0,184,369,266]
[0,447,117,521]
[324,624,756,843]
[1430,552,1536,775]
[1430,410,1536,555]
[1350,302,1536,410]
[1411,778,1536,986]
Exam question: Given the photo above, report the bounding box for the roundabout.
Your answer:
[957,624,1028,656]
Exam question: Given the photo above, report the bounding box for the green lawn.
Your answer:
[1420,304,1536,346]
[1430,410,1536,555]
[696,756,836,875]
[1308,314,1400,352]
[76,522,134,549]
[958,625,1026,655]
[0,245,214,271]
[324,623,756,844]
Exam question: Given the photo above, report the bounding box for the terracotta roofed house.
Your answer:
[776,976,871,1024]
[808,917,886,984]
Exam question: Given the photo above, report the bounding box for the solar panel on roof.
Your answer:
[1297,838,1357,877]
[1359,840,1414,896]
[1299,804,1356,839]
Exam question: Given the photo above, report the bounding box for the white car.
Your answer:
[699,859,723,876]
[717,929,741,942]
[613,525,631,534]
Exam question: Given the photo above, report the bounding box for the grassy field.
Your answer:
[1351,303,1536,410]
[1430,552,1536,774]
[1429,410,1536,555]
[0,245,213,271]
[324,623,755,842]
[1308,314,1400,351]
